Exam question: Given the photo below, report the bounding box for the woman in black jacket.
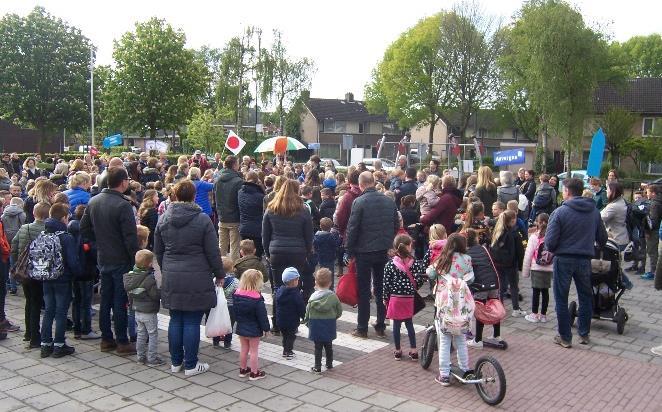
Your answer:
[154,180,224,376]
[238,172,265,257]
[490,210,526,317]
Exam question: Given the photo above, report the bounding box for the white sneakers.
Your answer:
[185,362,210,376]
[79,331,101,340]
[171,364,182,373]
[525,313,548,323]
[651,345,662,356]
[511,309,527,317]
[466,339,483,348]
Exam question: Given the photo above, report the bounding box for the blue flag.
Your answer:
[586,128,605,177]
[102,134,123,149]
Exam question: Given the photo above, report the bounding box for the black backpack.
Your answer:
[626,200,651,242]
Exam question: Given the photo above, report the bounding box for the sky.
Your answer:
[1,0,660,104]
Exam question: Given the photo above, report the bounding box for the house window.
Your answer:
[478,128,487,138]
[581,150,590,169]
[358,122,365,134]
[642,118,655,136]
[334,121,346,133]
[323,120,335,132]
[382,123,395,134]
[319,144,341,159]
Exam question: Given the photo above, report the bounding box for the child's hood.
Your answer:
[430,239,447,251]
[2,204,24,217]
[308,289,335,312]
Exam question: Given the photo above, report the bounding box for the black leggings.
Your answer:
[475,320,501,343]
[314,341,333,369]
[531,288,549,315]
[392,319,416,350]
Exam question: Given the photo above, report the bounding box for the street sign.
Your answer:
[493,148,525,166]
[308,143,320,150]
[102,134,122,149]
[342,134,353,150]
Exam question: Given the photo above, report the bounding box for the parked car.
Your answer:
[557,169,590,193]
[321,158,347,174]
[362,158,396,172]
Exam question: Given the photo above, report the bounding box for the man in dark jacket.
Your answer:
[420,175,463,234]
[214,156,243,261]
[395,167,418,207]
[238,173,265,257]
[81,167,139,354]
[546,178,607,348]
[345,172,399,338]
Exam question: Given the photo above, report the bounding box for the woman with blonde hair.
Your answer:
[262,179,314,329]
[139,189,159,249]
[24,179,57,223]
[164,165,178,184]
[70,159,85,175]
[64,171,91,214]
[475,166,498,217]
[188,167,214,217]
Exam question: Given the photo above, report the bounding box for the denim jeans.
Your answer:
[72,281,93,335]
[392,318,416,350]
[41,282,72,346]
[23,279,43,345]
[99,264,132,344]
[168,310,204,370]
[553,256,592,342]
[136,311,159,362]
[435,320,469,377]
[355,250,388,333]
[646,230,659,273]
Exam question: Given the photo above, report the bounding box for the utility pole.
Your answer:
[90,47,95,147]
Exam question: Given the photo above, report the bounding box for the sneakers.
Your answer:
[40,344,53,358]
[578,335,590,345]
[641,272,655,280]
[651,345,662,356]
[52,344,75,358]
[0,319,20,332]
[435,374,451,386]
[137,356,146,364]
[249,370,266,381]
[372,324,386,338]
[539,315,548,323]
[466,339,483,349]
[185,362,209,376]
[223,341,232,349]
[393,350,402,361]
[79,331,101,340]
[147,357,165,367]
[116,343,137,356]
[100,339,117,352]
[351,329,368,339]
[310,367,322,375]
[171,364,183,373]
[409,351,419,361]
[512,309,527,317]
[326,364,333,370]
[554,335,572,348]
[525,313,540,323]
[282,352,294,360]
[238,367,251,378]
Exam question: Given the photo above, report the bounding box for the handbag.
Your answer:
[9,226,30,283]
[474,246,506,325]
[336,260,359,306]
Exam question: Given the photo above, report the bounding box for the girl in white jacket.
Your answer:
[522,213,553,323]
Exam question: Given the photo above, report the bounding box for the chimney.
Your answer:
[345,92,354,102]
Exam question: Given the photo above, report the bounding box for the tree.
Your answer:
[622,136,660,173]
[599,107,637,168]
[611,34,662,78]
[284,90,310,137]
[0,7,93,153]
[365,13,453,144]
[196,46,223,111]
[186,108,223,153]
[260,30,314,133]
[505,0,613,172]
[103,18,207,138]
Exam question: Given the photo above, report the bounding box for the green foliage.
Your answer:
[621,136,660,172]
[195,46,223,112]
[534,144,545,174]
[284,90,310,137]
[186,108,223,154]
[0,7,93,153]
[610,34,662,78]
[103,18,207,138]
[599,107,637,168]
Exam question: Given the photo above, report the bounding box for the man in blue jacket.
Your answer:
[546,178,607,348]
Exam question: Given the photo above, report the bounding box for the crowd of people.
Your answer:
[0,150,660,385]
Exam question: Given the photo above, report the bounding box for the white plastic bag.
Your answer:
[205,287,232,338]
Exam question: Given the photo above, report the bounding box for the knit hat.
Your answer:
[282,267,300,283]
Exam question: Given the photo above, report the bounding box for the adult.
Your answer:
[427,159,441,177]
[0,153,14,175]
[63,172,92,215]
[309,155,322,173]
[333,170,362,241]
[600,182,628,247]
[520,169,536,204]
[23,157,40,181]
[546,178,607,348]
[81,167,139,354]
[0,168,11,191]
[497,171,519,206]
[10,153,22,176]
[98,157,125,189]
[643,184,662,280]
[262,179,313,317]
[372,159,383,173]
[420,175,463,234]
[323,160,337,174]
[214,156,243,261]
[190,150,210,173]
[154,179,224,376]
[395,167,418,207]
[189,167,214,217]
[514,167,526,187]
[238,171,266,257]
[529,174,557,222]
[475,166,498,217]
[141,158,161,186]
[24,179,57,224]
[397,155,407,171]
[345,172,399,338]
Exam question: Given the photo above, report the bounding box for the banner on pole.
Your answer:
[586,128,606,177]
[225,130,246,155]
[493,148,525,166]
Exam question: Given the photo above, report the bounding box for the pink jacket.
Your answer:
[522,231,553,277]
[416,186,440,216]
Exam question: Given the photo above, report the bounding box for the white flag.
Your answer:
[225,130,246,155]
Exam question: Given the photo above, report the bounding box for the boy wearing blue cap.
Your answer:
[275,267,306,359]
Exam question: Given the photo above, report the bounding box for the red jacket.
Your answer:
[334,184,362,240]
[420,188,463,234]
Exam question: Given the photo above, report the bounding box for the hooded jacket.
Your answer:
[546,196,608,258]
[313,230,341,264]
[2,204,26,242]
[154,202,224,312]
[238,181,265,238]
[123,266,160,313]
[233,255,268,282]
[10,220,45,263]
[275,285,306,330]
[600,197,629,246]
[63,187,90,215]
[191,179,214,216]
[140,167,161,186]
[319,198,336,221]
[497,184,519,206]
[304,289,342,342]
[420,187,463,234]
[214,169,243,223]
[233,290,271,337]
[43,218,82,283]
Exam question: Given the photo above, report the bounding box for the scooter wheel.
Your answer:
[419,327,436,370]
[475,356,507,406]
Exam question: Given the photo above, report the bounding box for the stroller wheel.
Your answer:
[615,308,627,335]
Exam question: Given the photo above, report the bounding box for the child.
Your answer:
[234,239,267,281]
[38,203,82,358]
[319,188,336,221]
[423,224,447,299]
[304,268,342,374]
[491,201,505,220]
[462,201,490,246]
[416,175,440,216]
[490,211,526,317]
[216,256,239,349]
[275,267,306,359]
[383,234,426,360]
[522,213,553,323]
[234,269,270,381]
[507,200,528,241]
[123,250,162,366]
[426,233,474,386]
[400,195,419,230]
[3,196,25,295]
[302,186,321,231]
[313,218,341,283]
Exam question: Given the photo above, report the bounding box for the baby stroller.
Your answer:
[568,239,629,334]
